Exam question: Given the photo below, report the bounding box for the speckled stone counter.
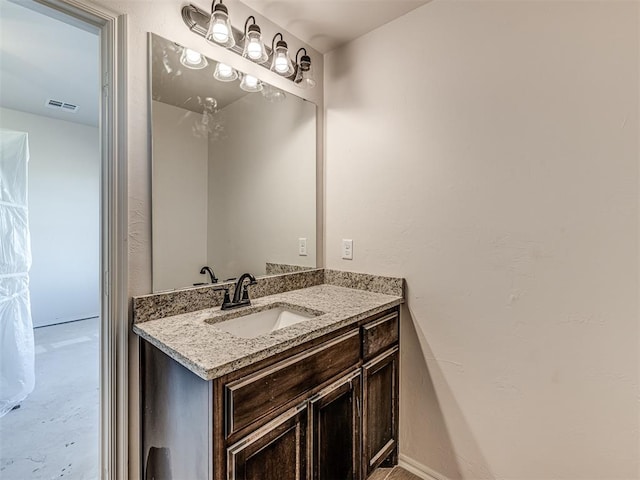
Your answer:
[133,284,403,381]
[265,262,314,275]
[133,268,403,323]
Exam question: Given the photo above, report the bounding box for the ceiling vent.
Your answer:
[45,98,79,113]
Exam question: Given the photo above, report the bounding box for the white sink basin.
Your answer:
[213,307,317,339]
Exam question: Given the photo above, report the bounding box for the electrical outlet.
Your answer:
[342,239,353,260]
[299,238,307,256]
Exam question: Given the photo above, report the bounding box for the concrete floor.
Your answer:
[0,317,99,480]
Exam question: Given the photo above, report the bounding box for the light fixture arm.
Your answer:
[295,47,307,65]
[271,32,284,52]
[244,15,256,35]
[211,0,222,13]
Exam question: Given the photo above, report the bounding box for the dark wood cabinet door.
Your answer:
[227,403,307,480]
[309,370,362,480]
[362,347,399,477]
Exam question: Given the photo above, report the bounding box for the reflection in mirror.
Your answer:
[150,33,316,292]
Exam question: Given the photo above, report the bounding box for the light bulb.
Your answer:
[211,21,229,43]
[239,73,262,92]
[205,3,235,48]
[218,63,232,77]
[245,75,257,88]
[180,47,207,70]
[274,53,289,73]
[214,62,238,82]
[246,39,263,60]
[242,24,268,64]
[186,49,201,64]
[270,38,294,76]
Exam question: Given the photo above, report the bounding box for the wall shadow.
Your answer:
[401,284,494,479]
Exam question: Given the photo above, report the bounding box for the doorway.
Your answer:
[0,0,100,477]
[0,0,127,478]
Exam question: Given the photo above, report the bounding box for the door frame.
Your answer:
[27,0,128,477]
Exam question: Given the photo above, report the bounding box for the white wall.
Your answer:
[0,107,99,327]
[151,101,208,291]
[325,1,639,479]
[208,93,317,280]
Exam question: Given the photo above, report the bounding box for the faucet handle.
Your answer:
[212,285,231,306]
[240,277,257,301]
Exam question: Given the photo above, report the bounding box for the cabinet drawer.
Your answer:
[225,329,360,437]
[361,312,399,360]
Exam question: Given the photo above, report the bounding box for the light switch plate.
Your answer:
[342,239,353,260]
[299,238,307,256]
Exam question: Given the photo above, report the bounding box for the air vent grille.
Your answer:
[46,98,79,113]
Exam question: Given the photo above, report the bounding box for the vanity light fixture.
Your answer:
[205,0,235,48]
[242,16,268,64]
[181,3,315,88]
[180,47,208,69]
[270,33,294,77]
[213,62,238,82]
[294,48,316,89]
[239,73,263,92]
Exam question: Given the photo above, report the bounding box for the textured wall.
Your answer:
[325,1,639,478]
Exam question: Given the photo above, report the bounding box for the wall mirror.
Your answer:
[149,33,317,292]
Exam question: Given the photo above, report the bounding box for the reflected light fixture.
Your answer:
[213,62,238,82]
[242,16,268,63]
[180,47,208,69]
[205,0,235,48]
[294,48,316,89]
[270,33,294,77]
[262,83,286,102]
[239,73,263,92]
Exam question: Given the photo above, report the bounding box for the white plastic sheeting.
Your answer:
[0,129,34,417]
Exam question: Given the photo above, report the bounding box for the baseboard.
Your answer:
[398,454,450,480]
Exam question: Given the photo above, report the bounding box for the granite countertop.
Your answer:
[133,284,403,381]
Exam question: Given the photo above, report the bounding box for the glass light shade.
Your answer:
[180,48,208,70]
[295,56,316,89]
[213,62,238,82]
[262,84,286,102]
[205,4,235,48]
[239,73,262,92]
[242,26,268,63]
[270,42,294,76]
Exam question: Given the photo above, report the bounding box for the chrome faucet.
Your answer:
[216,273,257,310]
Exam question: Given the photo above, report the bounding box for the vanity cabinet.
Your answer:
[141,306,399,480]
